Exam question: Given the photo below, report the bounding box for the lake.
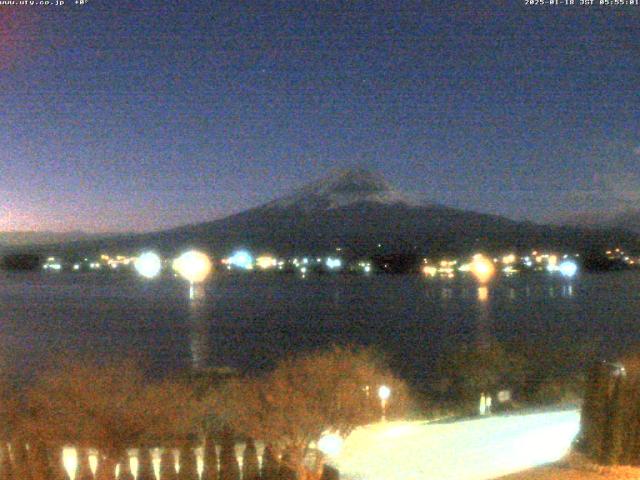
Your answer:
[1,270,639,388]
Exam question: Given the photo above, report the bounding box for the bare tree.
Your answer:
[209,345,410,479]
[436,341,526,410]
[21,358,204,476]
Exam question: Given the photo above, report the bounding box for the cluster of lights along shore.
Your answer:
[37,248,640,281]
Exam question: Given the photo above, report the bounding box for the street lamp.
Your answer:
[378,385,391,422]
[173,250,212,299]
[470,254,495,284]
[559,260,578,278]
[134,251,162,279]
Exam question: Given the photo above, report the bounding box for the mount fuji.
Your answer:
[262,168,424,211]
[13,169,640,257]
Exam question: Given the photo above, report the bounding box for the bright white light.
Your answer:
[318,434,344,457]
[62,447,78,480]
[478,286,489,302]
[470,254,495,284]
[174,449,180,473]
[378,385,391,401]
[173,250,212,283]
[134,252,162,279]
[326,257,342,269]
[151,449,161,480]
[559,260,578,278]
[228,250,254,270]
[196,447,204,478]
[88,453,98,476]
[130,454,139,479]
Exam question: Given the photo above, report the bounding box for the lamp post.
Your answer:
[378,385,391,422]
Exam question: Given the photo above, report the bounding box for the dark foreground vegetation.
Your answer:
[0,338,600,479]
[579,355,640,466]
[0,346,410,480]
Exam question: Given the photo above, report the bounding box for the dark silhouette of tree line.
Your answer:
[578,356,640,466]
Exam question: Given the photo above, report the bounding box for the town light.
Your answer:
[502,254,516,265]
[228,250,254,270]
[423,265,437,277]
[130,455,139,479]
[173,250,212,284]
[470,254,495,284]
[326,257,342,269]
[88,453,98,476]
[256,255,277,270]
[559,260,578,278]
[134,251,162,279]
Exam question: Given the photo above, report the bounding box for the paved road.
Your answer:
[330,410,580,480]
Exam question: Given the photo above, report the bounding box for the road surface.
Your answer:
[329,409,580,480]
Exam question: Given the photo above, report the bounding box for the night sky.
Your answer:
[1,1,638,233]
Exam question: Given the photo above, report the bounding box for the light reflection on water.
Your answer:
[188,283,210,371]
[0,271,637,385]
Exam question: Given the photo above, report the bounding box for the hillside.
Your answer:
[8,169,640,257]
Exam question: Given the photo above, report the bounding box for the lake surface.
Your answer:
[1,270,639,387]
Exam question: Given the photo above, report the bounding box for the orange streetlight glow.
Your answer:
[470,254,495,284]
[173,250,212,284]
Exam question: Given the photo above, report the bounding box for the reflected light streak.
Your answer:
[477,286,489,302]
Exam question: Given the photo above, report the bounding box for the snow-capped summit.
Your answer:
[264,168,423,211]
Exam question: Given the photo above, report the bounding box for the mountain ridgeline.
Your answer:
[8,169,640,258]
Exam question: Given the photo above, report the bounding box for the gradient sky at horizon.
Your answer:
[1,1,638,233]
